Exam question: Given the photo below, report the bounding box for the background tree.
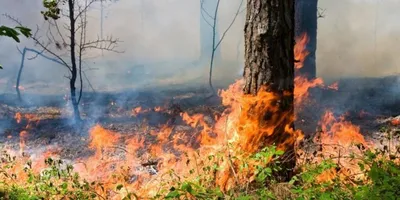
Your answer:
[14,47,96,102]
[10,0,121,122]
[295,0,318,79]
[201,0,244,93]
[199,0,221,64]
[243,0,295,180]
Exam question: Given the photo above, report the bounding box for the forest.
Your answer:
[0,0,400,199]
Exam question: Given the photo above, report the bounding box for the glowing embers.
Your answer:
[14,112,41,154]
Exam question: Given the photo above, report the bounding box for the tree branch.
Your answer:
[74,0,98,22]
[4,14,71,71]
[82,36,123,53]
[200,0,214,20]
[214,0,244,50]
[200,0,214,28]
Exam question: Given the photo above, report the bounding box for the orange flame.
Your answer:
[14,113,41,154]
[318,111,368,148]
[293,33,338,107]
[15,112,22,123]
[312,111,369,183]
[294,33,310,70]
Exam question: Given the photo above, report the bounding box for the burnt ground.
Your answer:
[0,76,400,161]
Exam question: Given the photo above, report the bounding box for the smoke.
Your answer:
[1,0,399,97]
[0,0,245,96]
[317,0,400,80]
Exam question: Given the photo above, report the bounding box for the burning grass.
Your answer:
[1,33,400,199]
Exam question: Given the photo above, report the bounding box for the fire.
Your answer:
[218,81,302,153]
[293,33,369,183]
[132,106,143,116]
[293,33,338,107]
[131,106,163,116]
[0,32,373,199]
[13,85,25,90]
[89,125,121,153]
[154,106,162,112]
[14,112,41,154]
[294,33,310,70]
[311,110,369,183]
[294,76,324,106]
[391,118,400,126]
[14,112,22,123]
[19,130,28,154]
[328,82,339,90]
[318,111,368,148]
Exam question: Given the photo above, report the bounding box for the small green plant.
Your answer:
[289,149,400,200]
[1,143,400,200]
[351,150,400,200]
[158,146,285,200]
[289,160,354,200]
[0,155,100,199]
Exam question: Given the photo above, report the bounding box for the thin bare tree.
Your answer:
[7,0,122,122]
[200,0,244,93]
[14,46,96,102]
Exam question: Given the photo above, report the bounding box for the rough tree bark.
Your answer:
[295,0,318,78]
[243,0,295,180]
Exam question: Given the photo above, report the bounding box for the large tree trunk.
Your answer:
[295,0,318,78]
[68,0,81,122]
[243,0,295,181]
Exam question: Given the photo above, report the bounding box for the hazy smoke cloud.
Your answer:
[0,0,399,96]
[0,0,245,94]
[317,0,400,79]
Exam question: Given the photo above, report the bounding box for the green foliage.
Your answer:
[251,146,284,184]
[164,181,224,199]
[0,25,31,69]
[289,149,400,200]
[0,156,99,199]
[290,160,354,200]
[41,0,65,21]
[352,150,400,200]
[157,146,284,200]
[1,146,400,199]
[0,25,31,42]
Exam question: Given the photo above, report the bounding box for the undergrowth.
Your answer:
[1,143,400,200]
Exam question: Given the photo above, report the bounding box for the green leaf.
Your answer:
[358,162,365,171]
[165,190,180,198]
[181,182,193,194]
[319,192,333,200]
[0,26,20,42]
[236,196,252,200]
[289,176,298,185]
[116,184,123,191]
[275,150,285,156]
[15,26,32,37]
